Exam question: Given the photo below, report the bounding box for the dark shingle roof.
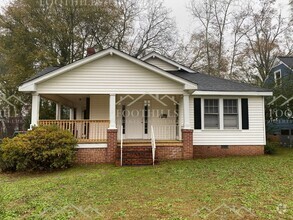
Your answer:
[278,56,293,68]
[168,71,271,92]
[22,66,60,84]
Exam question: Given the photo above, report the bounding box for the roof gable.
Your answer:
[141,52,195,73]
[19,48,197,92]
[35,55,187,94]
[277,56,293,69]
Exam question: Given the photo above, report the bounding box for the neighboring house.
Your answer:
[265,56,293,141]
[266,56,293,87]
[19,48,272,165]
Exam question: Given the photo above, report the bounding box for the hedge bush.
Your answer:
[0,125,77,172]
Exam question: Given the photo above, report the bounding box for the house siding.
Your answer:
[37,55,183,94]
[191,96,266,145]
[144,57,179,71]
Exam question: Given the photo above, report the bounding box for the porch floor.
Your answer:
[118,139,183,147]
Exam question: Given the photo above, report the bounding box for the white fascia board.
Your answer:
[141,52,196,73]
[19,83,37,92]
[19,48,197,92]
[192,91,273,96]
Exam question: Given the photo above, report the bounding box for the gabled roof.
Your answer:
[277,56,293,69]
[168,70,272,93]
[19,48,197,92]
[141,52,195,73]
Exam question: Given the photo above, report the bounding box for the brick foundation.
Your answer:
[75,148,107,164]
[75,142,264,164]
[194,145,264,158]
[182,129,194,159]
[156,146,183,161]
[107,129,117,163]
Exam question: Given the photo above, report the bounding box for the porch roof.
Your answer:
[168,70,272,94]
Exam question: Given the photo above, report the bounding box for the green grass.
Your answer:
[0,148,292,219]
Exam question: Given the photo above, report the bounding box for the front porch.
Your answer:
[31,93,194,164]
[33,93,192,142]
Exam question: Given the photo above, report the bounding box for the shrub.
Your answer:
[0,125,77,172]
[264,142,277,155]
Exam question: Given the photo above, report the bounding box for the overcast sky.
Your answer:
[0,0,290,36]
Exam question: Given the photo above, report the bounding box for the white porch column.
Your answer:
[56,103,61,120]
[30,93,40,129]
[69,108,74,120]
[109,94,116,129]
[183,94,190,129]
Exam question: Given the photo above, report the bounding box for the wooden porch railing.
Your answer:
[39,120,109,143]
[153,124,179,140]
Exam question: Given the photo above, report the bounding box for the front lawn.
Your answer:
[0,147,292,219]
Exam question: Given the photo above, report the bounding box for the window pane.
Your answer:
[204,99,219,114]
[204,114,219,128]
[204,99,219,129]
[224,114,238,128]
[224,99,238,114]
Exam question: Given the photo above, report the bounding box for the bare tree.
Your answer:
[212,0,233,75]
[189,0,215,74]
[241,1,288,85]
[189,0,237,76]
[127,0,176,57]
[229,3,253,77]
[111,0,176,57]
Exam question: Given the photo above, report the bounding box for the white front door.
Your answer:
[125,101,144,139]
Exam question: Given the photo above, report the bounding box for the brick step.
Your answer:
[116,146,157,166]
[122,158,154,166]
[119,151,152,158]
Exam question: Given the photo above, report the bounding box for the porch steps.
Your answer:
[116,145,157,166]
[116,141,183,166]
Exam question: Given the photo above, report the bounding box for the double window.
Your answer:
[204,99,239,129]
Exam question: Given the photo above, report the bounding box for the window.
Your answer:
[144,100,150,134]
[204,99,219,129]
[201,98,241,130]
[224,99,238,129]
[274,70,282,86]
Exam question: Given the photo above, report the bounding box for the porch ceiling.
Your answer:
[41,94,182,108]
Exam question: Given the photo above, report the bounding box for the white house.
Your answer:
[19,48,272,165]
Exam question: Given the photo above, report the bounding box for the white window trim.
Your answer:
[201,98,220,130]
[274,70,282,86]
[201,97,242,131]
[223,99,239,129]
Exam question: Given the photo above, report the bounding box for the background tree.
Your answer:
[0,0,176,117]
[239,0,287,85]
